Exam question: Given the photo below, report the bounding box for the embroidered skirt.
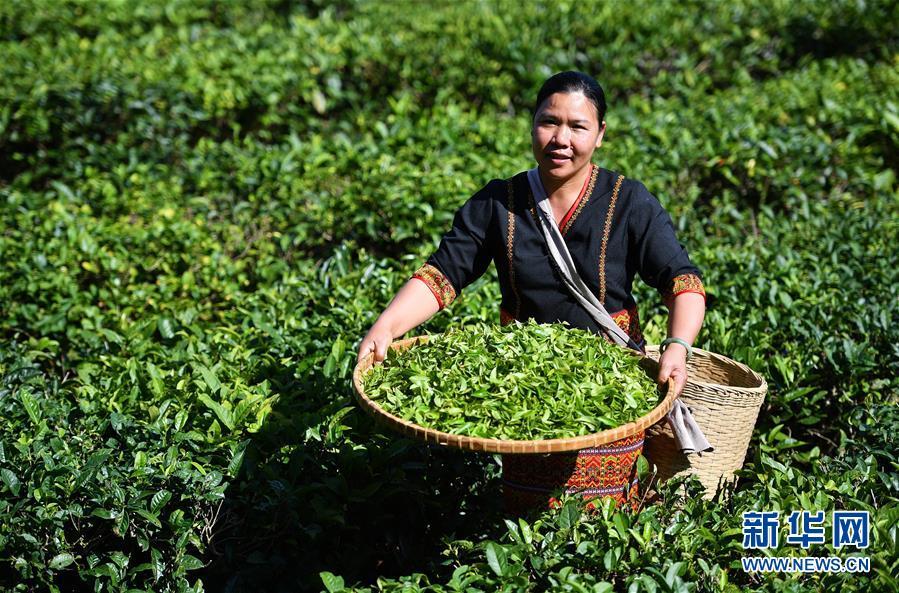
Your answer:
[501,432,645,514]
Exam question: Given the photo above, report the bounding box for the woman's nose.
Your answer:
[553,126,571,145]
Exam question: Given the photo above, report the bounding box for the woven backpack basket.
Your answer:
[642,345,767,499]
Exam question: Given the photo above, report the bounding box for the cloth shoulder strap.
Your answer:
[525,168,713,454]
[525,168,642,352]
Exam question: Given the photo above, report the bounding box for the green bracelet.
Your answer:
[660,337,692,360]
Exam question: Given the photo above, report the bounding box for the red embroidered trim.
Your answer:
[608,305,644,346]
[412,263,457,309]
[662,274,706,307]
[499,307,516,326]
[559,164,598,235]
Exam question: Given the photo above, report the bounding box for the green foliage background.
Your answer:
[0,0,897,591]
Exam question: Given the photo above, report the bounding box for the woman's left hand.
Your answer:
[657,344,688,397]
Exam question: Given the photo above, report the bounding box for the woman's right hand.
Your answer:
[357,323,394,366]
[356,277,443,366]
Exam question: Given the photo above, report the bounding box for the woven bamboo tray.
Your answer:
[643,345,767,499]
[352,335,677,455]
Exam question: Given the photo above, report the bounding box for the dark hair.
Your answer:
[533,71,606,123]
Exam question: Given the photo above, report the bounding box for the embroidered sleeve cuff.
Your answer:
[662,273,706,307]
[412,263,457,310]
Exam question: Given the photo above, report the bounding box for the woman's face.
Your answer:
[531,91,605,182]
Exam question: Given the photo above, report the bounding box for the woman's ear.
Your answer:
[595,120,607,148]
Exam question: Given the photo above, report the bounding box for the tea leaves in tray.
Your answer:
[363,321,661,440]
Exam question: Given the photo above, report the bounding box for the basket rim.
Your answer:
[645,345,767,393]
[352,335,678,454]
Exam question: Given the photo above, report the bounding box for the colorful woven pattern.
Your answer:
[502,431,645,514]
[662,273,705,307]
[412,263,457,309]
[609,305,645,351]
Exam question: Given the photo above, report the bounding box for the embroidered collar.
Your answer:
[559,165,599,235]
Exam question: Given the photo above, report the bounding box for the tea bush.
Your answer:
[0,0,896,591]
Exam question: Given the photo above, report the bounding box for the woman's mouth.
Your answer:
[547,153,571,165]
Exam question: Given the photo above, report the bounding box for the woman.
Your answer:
[357,71,706,397]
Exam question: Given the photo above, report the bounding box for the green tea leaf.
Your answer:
[49,553,75,570]
[195,364,221,394]
[1,469,20,496]
[320,571,345,592]
[157,317,175,340]
[198,395,234,431]
[181,554,204,571]
[485,542,508,577]
[559,502,580,530]
[74,450,112,491]
[19,390,42,425]
[150,490,171,513]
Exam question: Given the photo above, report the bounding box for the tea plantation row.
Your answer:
[0,1,897,591]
